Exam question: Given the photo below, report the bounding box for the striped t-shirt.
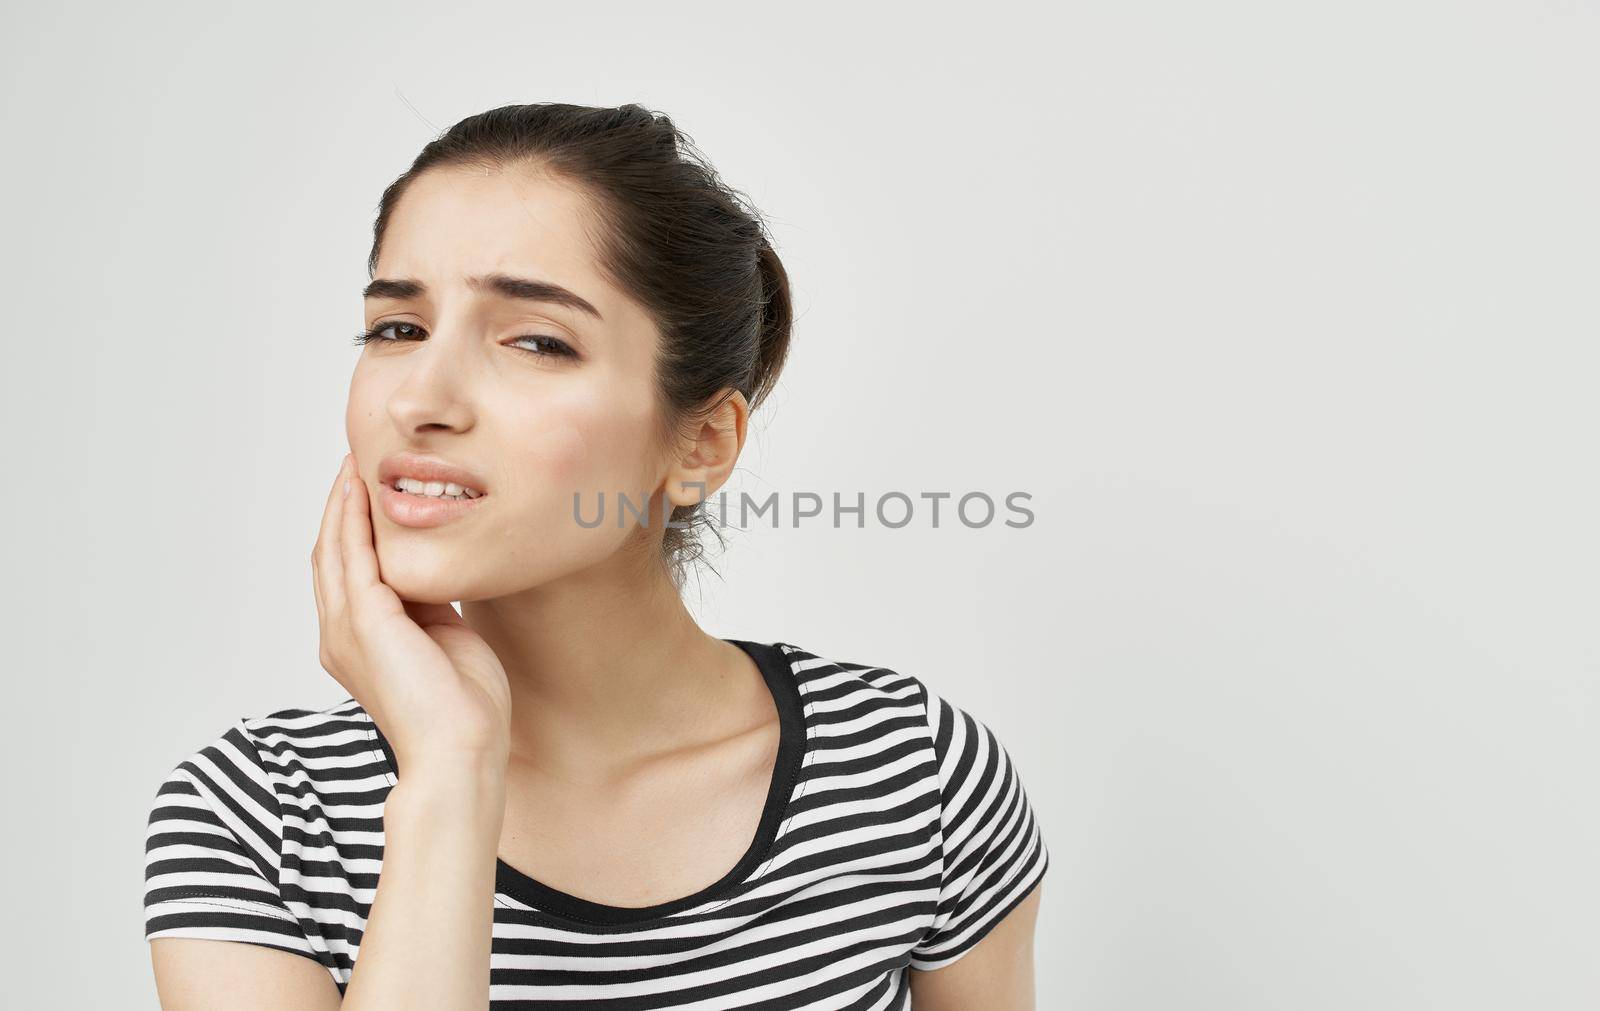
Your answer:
[143,639,1050,1007]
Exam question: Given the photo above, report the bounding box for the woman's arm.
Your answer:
[908,883,1044,1010]
[150,939,342,1010]
[148,756,506,1010]
[340,758,506,1009]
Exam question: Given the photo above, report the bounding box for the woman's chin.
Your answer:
[384,575,464,606]
[372,542,473,604]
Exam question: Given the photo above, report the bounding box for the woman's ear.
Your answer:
[661,388,749,510]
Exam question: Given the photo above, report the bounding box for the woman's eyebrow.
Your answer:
[362,273,604,322]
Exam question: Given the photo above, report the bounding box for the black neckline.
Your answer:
[367,638,807,926]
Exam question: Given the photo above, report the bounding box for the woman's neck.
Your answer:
[459,555,768,785]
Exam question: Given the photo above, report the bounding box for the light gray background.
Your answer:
[2,2,1595,1008]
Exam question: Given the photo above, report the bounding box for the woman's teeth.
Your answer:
[393,477,485,500]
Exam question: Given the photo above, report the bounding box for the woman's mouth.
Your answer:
[392,476,485,500]
[378,478,488,528]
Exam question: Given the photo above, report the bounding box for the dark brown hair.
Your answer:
[366,102,794,588]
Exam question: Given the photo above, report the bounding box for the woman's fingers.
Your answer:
[339,454,391,620]
[313,455,352,619]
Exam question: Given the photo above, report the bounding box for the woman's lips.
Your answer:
[378,480,487,529]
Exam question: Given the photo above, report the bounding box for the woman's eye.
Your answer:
[509,335,578,359]
[351,321,423,346]
[351,323,577,360]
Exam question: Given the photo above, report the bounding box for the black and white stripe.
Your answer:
[144,641,1049,1007]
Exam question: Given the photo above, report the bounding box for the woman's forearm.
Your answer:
[340,760,506,1010]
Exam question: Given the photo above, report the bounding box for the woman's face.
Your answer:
[347,163,671,604]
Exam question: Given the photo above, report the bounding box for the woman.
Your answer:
[143,102,1049,1009]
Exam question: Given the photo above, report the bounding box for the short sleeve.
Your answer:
[142,721,317,961]
[911,686,1050,971]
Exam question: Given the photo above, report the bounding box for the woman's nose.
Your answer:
[384,340,478,435]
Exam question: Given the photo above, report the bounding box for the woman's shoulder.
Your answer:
[154,696,389,789]
[146,696,394,857]
[778,638,1050,815]
[802,644,1052,972]
[143,696,387,976]
[777,638,932,708]
[778,638,1049,967]
[783,639,1047,829]
[778,639,1006,756]
[239,696,394,784]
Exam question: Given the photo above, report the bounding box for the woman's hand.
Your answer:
[311,453,512,776]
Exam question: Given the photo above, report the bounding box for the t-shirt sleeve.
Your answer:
[910,684,1051,971]
[142,720,317,961]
